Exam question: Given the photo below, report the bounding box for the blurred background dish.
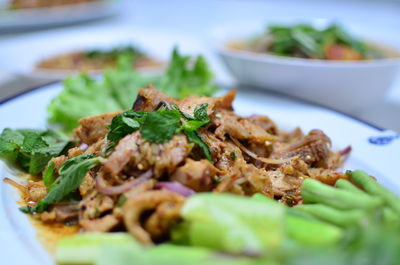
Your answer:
[35,44,162,74]
[0,0,120,33]
[215,19,400,112]
[0,26,207,79]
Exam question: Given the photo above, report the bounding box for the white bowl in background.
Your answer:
[215,21,400,112]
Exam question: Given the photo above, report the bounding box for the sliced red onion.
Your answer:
[79,143,88,151]
[96,170,153,195]
[155,181,196,197]
[340,145,352,156]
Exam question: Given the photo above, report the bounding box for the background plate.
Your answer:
[0,1,121,33]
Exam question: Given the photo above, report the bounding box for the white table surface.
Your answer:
[0,0,399,132]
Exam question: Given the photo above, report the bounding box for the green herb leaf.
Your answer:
[0,128,72,175]
[107,111,144,142]
[265,23,372,60]
[43,161,57,188]
[184,130,212,161]
[140,110,182,143]
[193,104,209,123]
[107,105,211,160]
[25,154,101,213]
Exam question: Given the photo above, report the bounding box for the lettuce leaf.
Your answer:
[47,48,218,131]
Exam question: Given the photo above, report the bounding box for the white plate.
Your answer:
[0,26,207,79]
[0,83,399,264]
[211,19,400,113]
[0,0,120,33]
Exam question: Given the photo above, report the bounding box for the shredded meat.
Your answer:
[104,133,191,178]
[26,182,47,202]
[133,86,235,116]
[123,190,184,245]
[80,214,119,232]
[40,203,79,223]
[171,159,218,192]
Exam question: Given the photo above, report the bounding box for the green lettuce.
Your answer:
[47,48,218,131]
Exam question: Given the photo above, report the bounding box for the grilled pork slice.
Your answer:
[74,110,122,145]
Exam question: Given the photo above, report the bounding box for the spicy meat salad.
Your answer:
[1,87,400,265]
[4,87,346,238]
[36,45,162,72]
[235,23,387,61]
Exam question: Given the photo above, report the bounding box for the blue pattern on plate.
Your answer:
[368,135,400,145]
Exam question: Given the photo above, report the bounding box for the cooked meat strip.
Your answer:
[133,86,178,112]
[199,130,243,172]
[104,132,191,178]
[67,146,84,158]
[26,181,47,202]
[50,155,68,171]
[214,157,273,197]
[213,109,278,144]
[103,132,141,177]
[271,129,331,168]
[79,173,95,196]
[171,159,219,192]
[247,115,278,135]
[133,87,235,116]
[177,89,235,116]
[40,203,79,223]
[74,111,122,145]
[80,214,119,232]
[79,190,114,221]
[144,201,183,240]
[122,190,185,245]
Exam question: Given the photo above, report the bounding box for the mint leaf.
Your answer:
[21,132,48,153]
[193,104,209,123]
[184,130,212,161]
[27,154,100,213]
[107,105,211,160]
[107,111,145,142]
[0,128,24,157]
[140,110,182,143]
[0,128,71,175]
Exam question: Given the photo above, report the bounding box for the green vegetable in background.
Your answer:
[85,45,143,61]
[48,48,218,131]
[0,128,71,175]
[263,23,374,59]
[20,154,101,214]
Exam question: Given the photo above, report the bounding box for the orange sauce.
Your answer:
[32,218,79,254]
